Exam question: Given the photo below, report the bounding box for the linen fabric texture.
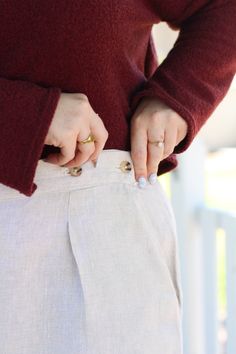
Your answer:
[0,150,183,354]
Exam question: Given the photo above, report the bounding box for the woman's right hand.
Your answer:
[44,93,109,167]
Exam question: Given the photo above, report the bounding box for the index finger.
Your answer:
[130,126,148,183]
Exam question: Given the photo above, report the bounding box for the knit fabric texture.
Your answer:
[0,0,236,196]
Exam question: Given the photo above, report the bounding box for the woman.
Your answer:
[0,1,235,353]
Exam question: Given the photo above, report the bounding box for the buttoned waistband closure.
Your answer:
[30,149,138,194]
[36,149,134,180]
[0,149,157,199]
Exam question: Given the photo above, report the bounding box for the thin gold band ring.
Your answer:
[148,140,165,148]
[78,133,96,144]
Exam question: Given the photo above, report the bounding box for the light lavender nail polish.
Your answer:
[148,173,157,185]
[138,176,147,188]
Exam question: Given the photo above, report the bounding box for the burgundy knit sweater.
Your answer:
[1,1,236,196]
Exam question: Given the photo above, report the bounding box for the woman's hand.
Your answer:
[130,97,188,187]
[44,93,109,167]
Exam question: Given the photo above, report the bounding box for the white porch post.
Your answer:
[170,137,207,354]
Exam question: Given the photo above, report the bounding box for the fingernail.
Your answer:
[137,176,147,188]
[148,173,157,185]
[91,159,98,168]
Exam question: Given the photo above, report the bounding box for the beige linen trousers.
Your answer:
[0,149,183,354]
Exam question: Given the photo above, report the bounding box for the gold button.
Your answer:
[119,160,132,173]
[68,166,82,176]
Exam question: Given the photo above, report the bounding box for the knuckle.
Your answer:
[150,152,161,162]
[47,135,60,147]
[73,96,90,116]
[101,129,109,140]
[149,112,160,123]
[63,130,77,142]
[131,115,144,128]
[77,100,89,113]
[96,126,108,138]
[131,149,146,161]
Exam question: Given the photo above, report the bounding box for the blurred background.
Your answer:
[153,23,236,354]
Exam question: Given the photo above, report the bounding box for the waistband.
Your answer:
[0,149,148,200]
[36,149,134,180]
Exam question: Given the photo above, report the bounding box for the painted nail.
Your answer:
[138,176,147,188]
[148,173,157,185]
[91,159,98,168]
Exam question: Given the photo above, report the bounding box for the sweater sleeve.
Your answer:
[130,0,236,154]
[0,78,61,196]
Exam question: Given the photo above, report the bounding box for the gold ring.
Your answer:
[148,140,165,148]
[78,134,96,144]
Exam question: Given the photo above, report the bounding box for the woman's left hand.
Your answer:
[130,96,188,187]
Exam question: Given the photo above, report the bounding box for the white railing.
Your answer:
[196,207,236,354]
[169,138,236,354]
